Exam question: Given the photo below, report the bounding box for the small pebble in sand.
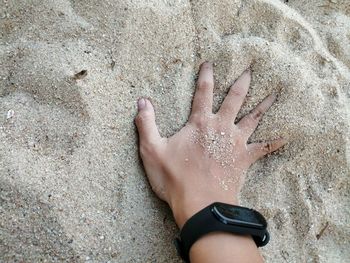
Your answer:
[28,140,35,148]
[6,109,14,119]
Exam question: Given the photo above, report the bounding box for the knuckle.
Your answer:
[262,142,273,153]
[135,115,143,126]
[135,111,152,126]
[191,114,208,129]
[230,86,244,97]
[198,80,212,90]
[252,107,264,120]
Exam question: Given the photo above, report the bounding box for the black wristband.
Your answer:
[174,202,269,262]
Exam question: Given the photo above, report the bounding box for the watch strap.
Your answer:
[174,203,269,262]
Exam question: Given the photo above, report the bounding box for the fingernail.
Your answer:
[137,98,146,111]
[202,61,212,68]
[280,137,288,144]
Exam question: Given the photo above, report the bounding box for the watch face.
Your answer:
[212,203,267,229]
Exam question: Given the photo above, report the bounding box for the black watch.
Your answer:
[174,202,269,262]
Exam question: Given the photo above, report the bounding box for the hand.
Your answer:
[135,62,286,228]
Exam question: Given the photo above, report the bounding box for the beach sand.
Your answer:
[1,0,349,262]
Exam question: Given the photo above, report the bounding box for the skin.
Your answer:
[135,62,286,262]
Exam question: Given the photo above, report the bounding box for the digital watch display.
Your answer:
[211,203,267,229]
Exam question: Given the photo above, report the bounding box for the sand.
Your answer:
[0,0,349,262]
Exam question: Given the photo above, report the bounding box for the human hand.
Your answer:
[135,62,286,228]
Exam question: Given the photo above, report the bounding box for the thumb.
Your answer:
[135,98,161,145]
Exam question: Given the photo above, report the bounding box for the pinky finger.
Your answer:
[248,138,287,162]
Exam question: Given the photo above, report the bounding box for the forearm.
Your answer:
[190,232,264,263]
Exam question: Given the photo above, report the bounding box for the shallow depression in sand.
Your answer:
[1,91,87,156]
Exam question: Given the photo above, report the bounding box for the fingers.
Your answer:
[247,138,287,163]
[217,69,251,120]
[237,94,276,140]
[190,62,214,117]
[135,98,161,146]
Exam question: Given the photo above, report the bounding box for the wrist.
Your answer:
[170,195,239,229]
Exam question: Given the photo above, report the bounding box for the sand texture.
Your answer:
[1,0,350,262]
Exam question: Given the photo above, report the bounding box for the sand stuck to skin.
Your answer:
[1,0,349,262]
